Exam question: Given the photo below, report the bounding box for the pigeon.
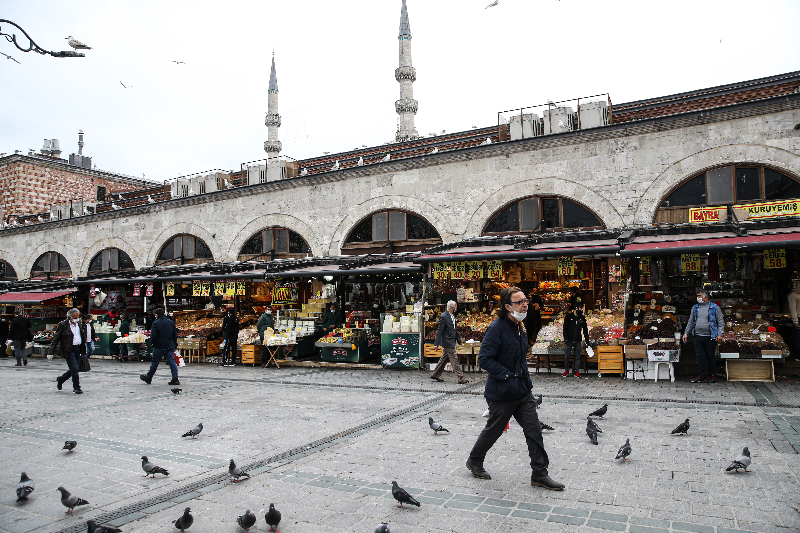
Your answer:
[430,147,439,154]
[589,404,608,419]
[63,440,77,452]
[16,472,35,502]
[616,438,632,460]
[586,419,598,445]
[237,509,256,531]
[391,481,420,508]
[147,195,155,204]
[66,36,92,50]
[726,447,751,472]
[381,154,391,162]
[672,418,690,435]
[229,459,250,482]
[375,524,390,533]
[481,137,492,145]
[182,422,203,439]
[485,0,499,8]
[171,388,182,394]
[57,486,89,514]
[357,157,364,166]
[141,456,169,477]
[587,417,603,433]
[265,503,281,532]
[87,520,122,533]
[173,507,193,532]
[539,421,554,431]
[331,161,339,171]
[428,417,449,435]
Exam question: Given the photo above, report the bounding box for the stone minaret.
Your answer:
[264,54,282,155]
[395,0,419,142]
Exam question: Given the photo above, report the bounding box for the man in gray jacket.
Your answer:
[430,301,468,384]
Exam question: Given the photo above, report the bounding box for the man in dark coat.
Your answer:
[320,303,342,333]
[562,301,590,377]
[430,300,468,384]
[8,309,33,366]
[50,309,87,393]
[220,308,239,367]
[523,290,544,345]
[256,308,275,345]
[467,287,564,491]
[141,308,179,385]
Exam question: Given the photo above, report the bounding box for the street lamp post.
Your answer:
[0,19,85,58]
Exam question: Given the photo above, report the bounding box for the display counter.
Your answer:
[317,338,376,363]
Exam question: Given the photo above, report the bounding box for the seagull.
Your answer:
[172,61,186,64]
[83,206,92,215]
[486,0,499,8]
[117,193,125,200]
[37,216,46,223]
[111,203,121,210]
[481,137,491,145]
[726,447,751,472]
[381,153,391,162]
[300,168,308,176]
[357,157,364,166]
[331,160,339,171]
[66,36,92,50]
[558,120,566,131]
[0,51,20,64]
[430,147,438,154]
[148,195,155,204]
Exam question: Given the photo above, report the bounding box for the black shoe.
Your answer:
[466,459,491,479]
[73,389,83,394]
[531,474,565,491]
[168,379,180,386]
[56,377,64,390]
[140,374,152,385]
[458,379,469,384]
[14,363,21,366]
[430,376,444,382]
[23,359,27,366]
[691,375,708,383]
[710,375,717,383]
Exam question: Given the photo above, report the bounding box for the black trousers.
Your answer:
[469,393,549,477]
[59,345,81,390]
[223,337,237,365]
[693,336,717,379]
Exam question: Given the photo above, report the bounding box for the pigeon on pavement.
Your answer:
[726,447,752,472]
[87,520,122,533]
[229,459,250,483]
[16,472,34,502]
[237,509,256,531]
[66,36,92,50]
[57,486,88,514]
[174,507,193,532]
[375,524,390,533]
[586,419,598,445]
[141,456,169,477]
[428,417,449,435]
[587,417,602,433]
[182,422,202,439]
[589,404,608,419]
[616,438,632,460]
[265,503,281,532]
[672,418,690,435]
[171,388,182,394]
[63,440,77,452]
[391,481,420,508]
[539,421,554,431]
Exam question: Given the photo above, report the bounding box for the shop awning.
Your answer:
[264,262,422,279]
[620,230,800,257]
[74,271,267,285]
[0,290,76,305]
[415,239,620,263]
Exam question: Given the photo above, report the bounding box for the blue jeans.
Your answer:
[564,341,581,373]
[85,341,95,358]
[59,345,82,390]
[693,336,717,379]
[147,347,179,381]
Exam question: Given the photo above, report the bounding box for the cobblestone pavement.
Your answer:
[1,359,799,533]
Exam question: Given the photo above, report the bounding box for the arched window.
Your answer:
[483,196,603,235]
[31,252,71,280]
[343,210,441,255]
[88,248,135,275]
[238,227,312,261]
[157,235,214,265]
[0,260,17,280]
[656,165,800,223]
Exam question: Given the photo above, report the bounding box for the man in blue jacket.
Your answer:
[467,287,564,491]
[682,289,725,383]
[140,308,179,385]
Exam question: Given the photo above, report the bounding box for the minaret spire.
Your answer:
[395,0,418,142]
[264,52,282,155]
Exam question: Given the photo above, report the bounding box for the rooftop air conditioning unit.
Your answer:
[50,204,66,221]
[247,164,267,186]
[509,113,541,140]
[543,106,576,135]
[578,100,609,129]
[170,179,190,199]
[266,159,285,182]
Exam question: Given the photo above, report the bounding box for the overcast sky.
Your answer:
[2,0,799,182]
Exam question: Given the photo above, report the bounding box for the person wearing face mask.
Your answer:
[467,287,564,491]
[682,289,725,383]
[257,307,275,346]
[430,300,467,384]
[787,280,800,359]
[320,304,342,334]
[562,302,590,378]
[50,309,87,394]
[370,299,385,320]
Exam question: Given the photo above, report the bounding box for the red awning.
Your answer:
[0,290,76,305]
[620,231,800,257]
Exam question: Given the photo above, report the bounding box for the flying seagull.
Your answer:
[428,417,449,435]
[87,520,122,533]
[237,509,256,531]
[616,438,632,460]
[66,36,92,50]
[63,440,77,452]
[726,447,751,472]
[57,486,88,514]
[141,456,170,478]
[1,51,21,64]
[174,507,193,532]
[672,418,690,436]
[265,504,281,532]
[182,422,203,439]
[486,0,499,8]
[16,472,35,502]
[391,481,420,508]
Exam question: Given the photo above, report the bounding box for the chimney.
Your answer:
[41,139,52,155]
[50,139,61,157]
[78,129,84,155]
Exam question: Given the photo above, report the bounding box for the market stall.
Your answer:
[0,290,79,356]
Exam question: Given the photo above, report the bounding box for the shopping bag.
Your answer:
[5,345,13,356]
[78,355,91,372]
[174,351,185,367]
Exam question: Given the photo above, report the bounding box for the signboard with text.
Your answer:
[764,248,787,269]
[465,261,484,280]
[734,200,800,220]
[640,256,651,275]
[431,263,448,280]
[557,257,575,276]
[450,262,465,280]
[487,260,503,280]
[272,282,299,305]
[689,207,726,223]
[681,253,701,272]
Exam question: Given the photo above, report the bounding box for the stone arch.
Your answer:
[78,238,141,277]
[464,178,624,238]
[146,223,221,266]
[632,144,800,225]
[0,249,22,280]
[328,196,447,256]
[229,214,320,259]
[24,244,77,279]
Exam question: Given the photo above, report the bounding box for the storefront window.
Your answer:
[88,248,135,274]
[483,197,603,235]
[238,227,311,260]
[0,260,17,280]
[764,169,800,200]
[31,252,71,279]
[157,235,213,265]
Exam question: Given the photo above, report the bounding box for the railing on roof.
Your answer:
[497,93,612,142]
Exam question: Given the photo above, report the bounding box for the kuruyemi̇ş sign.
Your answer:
[690,201,800,222]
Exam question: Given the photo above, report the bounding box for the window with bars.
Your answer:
[483,197,603,234]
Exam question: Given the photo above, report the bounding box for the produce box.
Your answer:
[726,360,774,382]
[241,345,261,365]
[643,339,659,345]
[761,350,782,358]
[624,345,647,358]
[647,348,679,362]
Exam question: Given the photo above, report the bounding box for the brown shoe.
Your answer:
[531,474,565,491]
[430,376,444,382]
[466,459,491,479]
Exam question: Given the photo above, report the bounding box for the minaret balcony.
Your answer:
[395,66,416,82]
[395,98,418,114]
[265,113,282,128]
[264,140,282,154]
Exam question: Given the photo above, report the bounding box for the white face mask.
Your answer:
[511,310,527,321]
[697,297,704,304]
[70,317,79,324]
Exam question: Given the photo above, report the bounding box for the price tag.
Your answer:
[557,257,575,276]
[764,248,786,269]
[756,314,762,318]
[681,253,700,272]
[640,256,651,275]
[760,334,767,342]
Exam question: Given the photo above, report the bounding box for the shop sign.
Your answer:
[689,206,726,223]
[764,248,787,269]
[557,257,575,276]
[734,200,800,220]
[719,251,738,271]
[145,282,154,297]
[236,281,246,295]
[89,284,96,298]
[486,260,503,280]
[166,282,175,296]
[332,348,348,356]
[225,281,236,296]
[640,256,651,275]
[214,282,224,296]
[272,282,299,304]
[450,262,465,280]
[201,282,210,296]
[681,253,701,272]
[431,263,448,280]
[192,281,202,296]
[466,261,484,280]
[132,283,141,297]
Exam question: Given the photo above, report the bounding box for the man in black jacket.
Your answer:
[140,308,179,385]
[562,302,590,378]
[220,308,239,367]
[467,287,564,491]
[430,300,467,384]
[8,309,32,366]
[51,309,87,393]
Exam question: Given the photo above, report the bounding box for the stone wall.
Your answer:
[0,99,798,279]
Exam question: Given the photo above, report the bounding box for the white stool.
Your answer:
[653,361,675,382]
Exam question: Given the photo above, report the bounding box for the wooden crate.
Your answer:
[726,360,775,382]
[241,345,261,365]
[424,344,443,361]
[597,345,624,374]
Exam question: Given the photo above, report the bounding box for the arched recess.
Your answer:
[464,178,623,237]
[0,258,19,280]
[482,195,605,235]
[22,242,79,282]
[238,227,312,261]
[329,196,448,256]
[146,223,221,267]
[155,234,215,266]
[87,248,136,275]
[31,252,72,280]
[79,238,141,277]
[229,214,321,260]
[632,144,800,225]
[341,209,442,255]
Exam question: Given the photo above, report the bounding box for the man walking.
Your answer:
[51,309,87,394]
[562,301,589,378]
[220,308,239,367]
[141,308,179,385]
[430,301,468,384]
[83,314,99,358]
[8,309,32,366]
[683,289,724,383]
[467,287,564,491]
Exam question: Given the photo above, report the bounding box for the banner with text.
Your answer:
[431,263,448,280]
[465,261,484,280]
[557,257,575,276]
[764,249,787,269]
[486,260,503,280]
[681,253,701,272]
